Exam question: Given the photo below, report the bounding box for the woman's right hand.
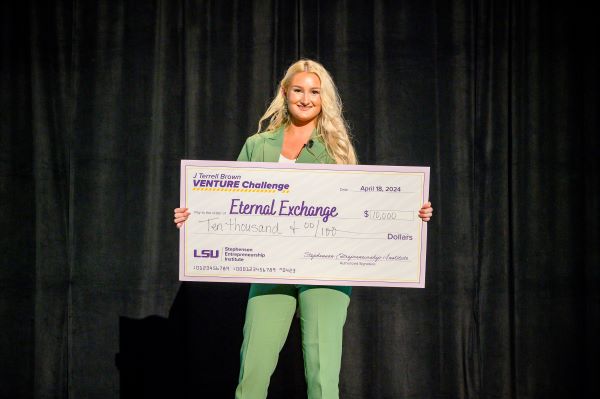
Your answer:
[174,207,190,229]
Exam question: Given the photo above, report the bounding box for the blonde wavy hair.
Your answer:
[256,59,357,165]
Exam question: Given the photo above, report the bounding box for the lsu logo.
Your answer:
[193,249,220,258]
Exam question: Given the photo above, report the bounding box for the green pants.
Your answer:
[235,284,351,399]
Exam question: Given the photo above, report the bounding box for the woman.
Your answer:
[174,59,433,399]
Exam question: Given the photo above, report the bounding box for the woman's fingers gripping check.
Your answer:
[173,207,190,228]
[418,202,433,222]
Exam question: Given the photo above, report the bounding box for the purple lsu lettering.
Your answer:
[193,249,220,258]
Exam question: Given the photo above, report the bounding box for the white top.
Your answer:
[278,154,297,164]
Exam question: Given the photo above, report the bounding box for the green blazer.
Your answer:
[236,125,351,296]
[237,126,335,164]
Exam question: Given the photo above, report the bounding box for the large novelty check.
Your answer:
[179,160,430,288]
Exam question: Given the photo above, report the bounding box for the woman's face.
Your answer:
[284,72,322,126]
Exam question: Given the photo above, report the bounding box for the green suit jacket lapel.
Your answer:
[296,132,330,164]
[261,127,284,162]
[263,126,331,164]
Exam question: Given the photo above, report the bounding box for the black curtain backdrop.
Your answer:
[1,1,598,398]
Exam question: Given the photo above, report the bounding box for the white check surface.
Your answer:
[180,160,429,288]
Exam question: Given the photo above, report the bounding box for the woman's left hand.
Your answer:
[418,202,433,222]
